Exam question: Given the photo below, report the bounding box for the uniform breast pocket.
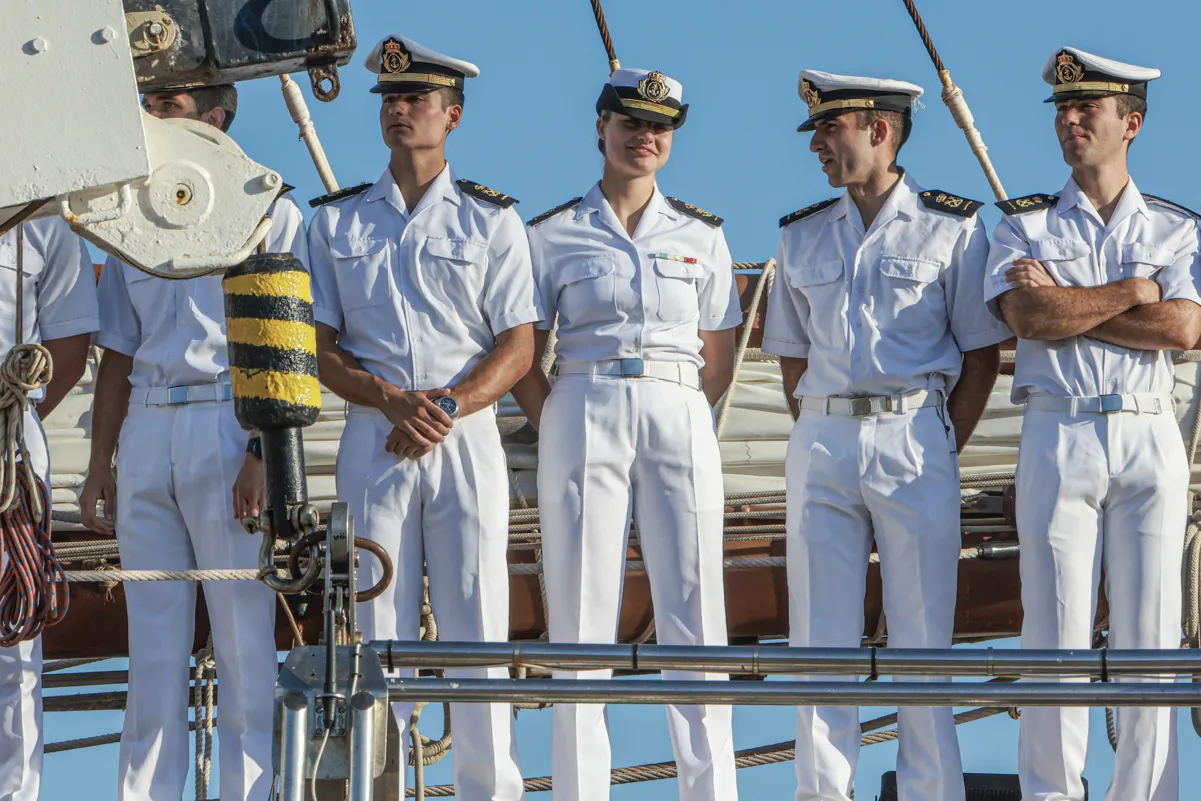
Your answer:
[124,267,172,331]
[329,237,393,313]
[1122,242,1174,281]
[652,259,705,323]
[0,240,42,331]
[420,237,488,313]
[557,256,617,327]
[787,260,844,302]
[1029,238,1091,286]
[878,256,943,334]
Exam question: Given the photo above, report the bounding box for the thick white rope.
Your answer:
[279,75,339,194]
[938,71,1006,201]
[716,259,776,439]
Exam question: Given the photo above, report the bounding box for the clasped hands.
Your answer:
[380,387,456,460]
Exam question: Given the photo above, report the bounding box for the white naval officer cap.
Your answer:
[365,34,480,95]
[1041,47,1160,103]
[596,68,688,129]
[796,71,924,133]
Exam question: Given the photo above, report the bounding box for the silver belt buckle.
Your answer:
[166,385,189,405]
[619,358,645,378]
[1098,394,1123,414]
[848,397,874,416]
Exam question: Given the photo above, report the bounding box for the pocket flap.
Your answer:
[788,260,843,288]
[560,256,615,284]
[329,236,386,259]
[1030,238,1090,262]
[1123,242,1175,267]
[426,237,487,263]
[879,256,940,283]
[0,240,44,277]
[653,259,706,280]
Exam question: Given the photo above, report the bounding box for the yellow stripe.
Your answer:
[223,271,313,302]
[231,369,322,408]
[1053,81,1130,95]
[226,318,316,354]
[807,98,876,116]
[378,72,456,87]
[619,98,681,118]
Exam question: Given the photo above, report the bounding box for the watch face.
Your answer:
[435,395,458,417]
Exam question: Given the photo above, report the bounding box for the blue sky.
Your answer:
[44,0,1201,798]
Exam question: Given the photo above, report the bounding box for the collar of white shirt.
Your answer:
[363,162,461,219]
[1054,175,1149,229]
[574,181,684,240]
[827,169,923,234]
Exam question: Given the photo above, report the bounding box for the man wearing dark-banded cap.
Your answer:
[985,47,1201,801]
[763,70,1008,801]
[307,34,536,801]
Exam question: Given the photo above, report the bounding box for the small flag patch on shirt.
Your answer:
[650,253,698,264]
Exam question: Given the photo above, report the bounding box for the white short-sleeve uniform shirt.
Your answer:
[95,196,307,387]
[308,165,540,391]
[528,183,741,369]
[763,171,1010,398]
[984,177,1201,403]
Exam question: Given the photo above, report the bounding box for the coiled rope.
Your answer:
[0,224,65,646]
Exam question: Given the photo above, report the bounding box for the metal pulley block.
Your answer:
[65,115,279,277]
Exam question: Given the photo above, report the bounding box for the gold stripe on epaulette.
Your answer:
[223,271,313,302]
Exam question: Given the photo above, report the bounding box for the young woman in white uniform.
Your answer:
[513,68,742,801]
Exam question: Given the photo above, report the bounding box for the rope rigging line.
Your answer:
[898,0,1006,201]
[588,0,620,73]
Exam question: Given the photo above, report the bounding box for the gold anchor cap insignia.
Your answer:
[638,71,670,103]
[801,79,821,109]
[1056,52,1084,84]
[382,39,411,74]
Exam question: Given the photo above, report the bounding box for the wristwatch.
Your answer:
[434,395,460,420]
[246,436,263,460]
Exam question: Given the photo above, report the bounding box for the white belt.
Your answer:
[555,359,701,390]
[800,389,943,417]
[1024,393,1173,415]
[130,382,233,407]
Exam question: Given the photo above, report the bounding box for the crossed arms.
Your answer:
[996,258,1201,351]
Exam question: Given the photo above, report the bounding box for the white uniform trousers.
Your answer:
[337,405,524,801]
[786,405,964,801]
[538,376,738,801]
[1016,408,1186,801]
[0,411,47,801]
[114,401,277,801]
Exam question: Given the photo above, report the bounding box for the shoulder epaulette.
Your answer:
[779,197,838,228]
[1143,194,1201,221]
[279,182,296,195]
[666,197,723,227]
[919,190,983,218]
[309,182,371,209]
[457,180,518,208]
[996,193,1059,216]
[528,197,583,227]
